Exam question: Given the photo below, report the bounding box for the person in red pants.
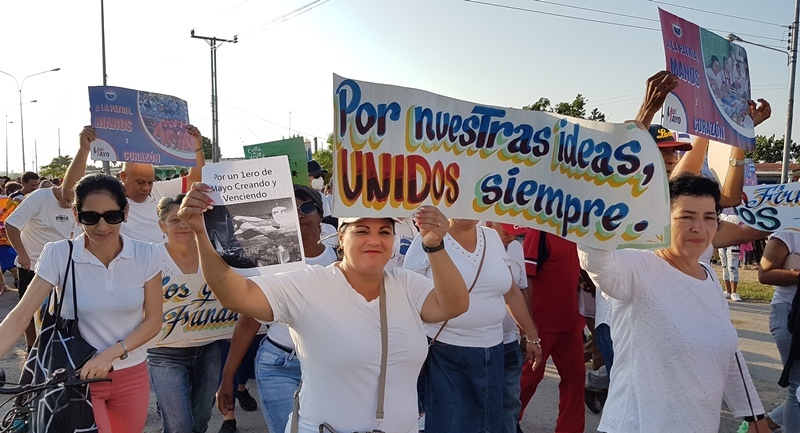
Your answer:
[510,227,585,433]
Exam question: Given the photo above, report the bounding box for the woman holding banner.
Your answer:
[404,219,541,433]
[146,193,225,433]
[215,185,338,433]
[578,174,769,433]
[178,181,470,433]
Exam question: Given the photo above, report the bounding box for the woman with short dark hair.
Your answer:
[579,174,768,432]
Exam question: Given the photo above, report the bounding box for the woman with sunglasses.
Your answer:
[0,173,163,433]
[146,193,226,433]
[217,185,338,433]
[179,181,469,433]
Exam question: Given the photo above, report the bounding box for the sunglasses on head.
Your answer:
[77,210,125,226]
[297,201,320,216]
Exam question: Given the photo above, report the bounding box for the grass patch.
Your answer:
[710,264,773,303]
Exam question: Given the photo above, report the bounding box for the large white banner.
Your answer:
[331,75,671,250]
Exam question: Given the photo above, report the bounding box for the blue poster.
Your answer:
[88,86,196,166]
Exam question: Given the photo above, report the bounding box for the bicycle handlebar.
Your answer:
[0,368,110,395]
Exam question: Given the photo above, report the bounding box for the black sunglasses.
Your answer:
[77,210,125,226]
[297,201,320,216]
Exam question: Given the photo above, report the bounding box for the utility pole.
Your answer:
[34,139,38,174]
[100,0,111,175]
[782,0,800,183]
[191,30,237,163]
[5,116,11,177]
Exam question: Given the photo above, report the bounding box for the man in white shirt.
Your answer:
[5,185,76,350]
[63,125,205,244]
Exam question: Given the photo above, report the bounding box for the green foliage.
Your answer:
[745,134,799,163]
[201,135,215,160]
[313,148,333,184]
[523,94,606,122]
[38,155,73,179]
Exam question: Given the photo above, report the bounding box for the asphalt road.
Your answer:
[0,281,788,433]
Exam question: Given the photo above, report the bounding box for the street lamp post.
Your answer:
[5,116,12,177]
[0,68,60,172]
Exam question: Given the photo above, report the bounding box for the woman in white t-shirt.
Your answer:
[404,219,541,433]
[146,193,225,433]
[579,174,768,433]
[0,174,163,433]
[178,181,470,433]
[759,232,800,432]
[216,185,338,433]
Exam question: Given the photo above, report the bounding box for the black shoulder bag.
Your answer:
[18,240,99,432]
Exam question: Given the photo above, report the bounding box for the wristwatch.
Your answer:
[421,241,445,254]
[117,339,129,360]
[729,157,746,167]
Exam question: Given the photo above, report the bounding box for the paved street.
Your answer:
[0,281,788,433]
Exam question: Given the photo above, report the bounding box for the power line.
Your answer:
[648,0,787,28]
[529,0,656,23]
[224,101,329,140]
[467,0,785,42]
[238,0,331,38]
[464,0,660,32]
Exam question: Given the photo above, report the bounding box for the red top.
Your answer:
[506,226,581,333]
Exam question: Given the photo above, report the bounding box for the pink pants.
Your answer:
[90,362,150,433]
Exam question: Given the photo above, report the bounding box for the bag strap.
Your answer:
[429,229,487,346]
[290,277,390,433]
[376,277,388,424]
[54,240,75,319]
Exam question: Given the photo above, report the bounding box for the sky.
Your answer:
[0,0,794,174]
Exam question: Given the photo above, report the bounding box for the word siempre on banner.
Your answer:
[331,75,671,250]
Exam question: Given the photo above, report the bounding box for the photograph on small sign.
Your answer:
[204,198,302,269]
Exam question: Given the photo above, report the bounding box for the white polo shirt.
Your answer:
[5,188,78,266]
[35,233,162,370]
[121,177,187,244]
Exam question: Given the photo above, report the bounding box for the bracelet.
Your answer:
[744,414,765,422]
[117,339,129,360]
[421,241,445,254]
[524,337,541,346]
[194,147,203,152]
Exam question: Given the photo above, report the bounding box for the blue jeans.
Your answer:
[147,340,224,433]
[595,323,614,377]
[770,302,800,433]
[255,336,301,433]
[503,342,523,433]
[423,340,504,433]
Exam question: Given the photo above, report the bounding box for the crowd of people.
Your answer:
[0,68,793,433]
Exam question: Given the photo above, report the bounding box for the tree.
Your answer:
[523,94,606,122]
[201,135,215,160]
[313,148,333,185]
[745,134,800,163]
[39,155,73,179]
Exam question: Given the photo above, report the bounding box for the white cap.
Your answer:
[339,217,402,225]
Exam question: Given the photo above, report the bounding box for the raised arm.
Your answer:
[62,126,96,203]
[577,246,636,302]
[178,182,274,321]
[635,71,679,128]
[414,207,469,323]
[185,125,205,185]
